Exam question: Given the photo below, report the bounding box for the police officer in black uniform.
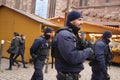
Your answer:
[30,27,53,80]
[52,10,93,80]
[90,30,113,80]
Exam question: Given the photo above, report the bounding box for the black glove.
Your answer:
[88,48,95,60]
[29,54,38,63]
[32,54,37,59]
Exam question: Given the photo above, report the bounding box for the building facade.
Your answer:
[0,0,120,26]
[0,0,36,13]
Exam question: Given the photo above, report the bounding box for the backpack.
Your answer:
[105,45,114,66]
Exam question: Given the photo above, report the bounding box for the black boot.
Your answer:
[17,64,21,68]
[6,59,13,70]
[6,67,12,70]
[14,59,20,68]
[23,62,28,68]
[12,63,17,66]
[23,65,28,68]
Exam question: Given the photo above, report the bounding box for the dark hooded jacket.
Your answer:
[91,30,112,80]
[54,11,92,73]
[8,32,20,54]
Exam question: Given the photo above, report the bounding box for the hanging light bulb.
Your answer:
[57,16,61,22]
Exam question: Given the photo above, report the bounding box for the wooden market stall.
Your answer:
[48,16,65,27]
[0,5,60,62]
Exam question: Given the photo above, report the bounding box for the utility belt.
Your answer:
[31,53,47,62]
[57,72,81,80]
[38,55,46,61]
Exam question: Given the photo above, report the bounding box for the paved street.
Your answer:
[0,58,120,80]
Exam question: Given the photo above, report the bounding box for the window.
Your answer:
[106,0,109,3]
[2,0,6,5]
[79,0,83,6]
[31,0,36,13]
[84,0,88,6]
[48,0,56,18]
[15,0,20,9]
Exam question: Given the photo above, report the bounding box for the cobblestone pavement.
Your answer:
[0,58,120,80]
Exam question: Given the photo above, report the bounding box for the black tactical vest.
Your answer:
[36,37,50,58]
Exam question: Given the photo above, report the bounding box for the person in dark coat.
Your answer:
[52,10,93,80]
[13,34,27,68]
[30,27,53,80]
[91,30,112,80]
[6,32,21,70]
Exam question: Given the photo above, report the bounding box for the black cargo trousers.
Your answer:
[57,72,81,80]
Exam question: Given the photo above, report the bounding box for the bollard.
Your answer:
[0,40,5,71]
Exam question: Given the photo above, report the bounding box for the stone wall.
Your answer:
[0,0,34,13]
[70,0,120,23]
[54,0,120,19]
[55,0,67,17]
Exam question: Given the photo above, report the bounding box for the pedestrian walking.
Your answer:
[6,32,21,70]
[13,34,27,68]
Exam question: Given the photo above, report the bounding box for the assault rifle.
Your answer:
[77,31,87,50]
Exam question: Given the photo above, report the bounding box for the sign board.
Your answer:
[35,0,48,18]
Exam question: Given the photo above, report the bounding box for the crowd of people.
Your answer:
[6,10,113,80]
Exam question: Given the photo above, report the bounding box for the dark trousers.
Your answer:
[57,72,80,80]
[9,53,15,69]
[14,52,25,67]
[31,59,45,80]
[91,66,109,80]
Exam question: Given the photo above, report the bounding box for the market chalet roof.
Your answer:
[48,16,120,35]
[82,21,120,35]
[0,5,59,28]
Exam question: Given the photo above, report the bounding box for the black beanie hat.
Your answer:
[44,27,53,34]
[44,27,53,40]
[66,10,83,35]
[14,32,19,36]
[102,30,112,39]
[67,10,83,22]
